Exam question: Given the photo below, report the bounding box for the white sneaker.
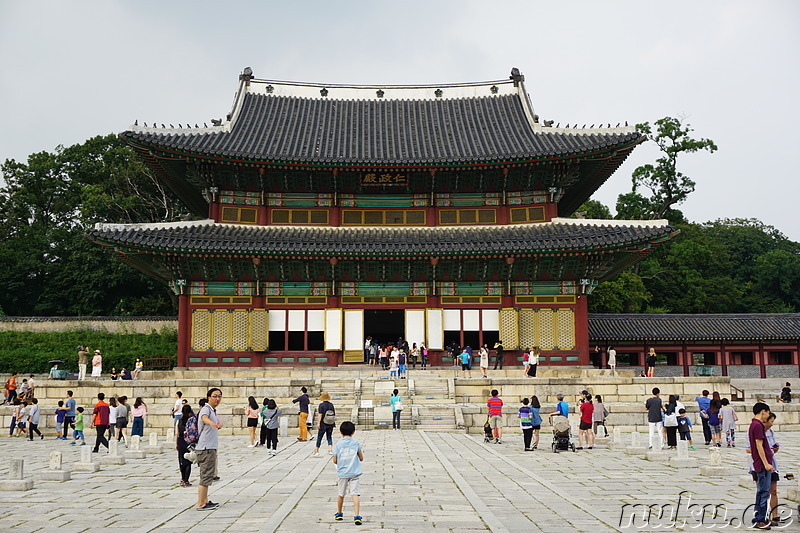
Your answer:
[247,444,255,448]
[329,451,333,455]
[312,451,320,457]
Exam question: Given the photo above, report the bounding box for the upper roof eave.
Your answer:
[87,218,676,259]
[121,131,642,171]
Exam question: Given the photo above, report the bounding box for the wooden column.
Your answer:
[720,343,728,377]
[177,294,190,367]
[682,342,690,377]
[574,296,590,365]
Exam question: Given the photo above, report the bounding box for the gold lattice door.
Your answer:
[231,310,249,351]
[556,308,576,350]
[519,309,537,350]
[211,310,230,351]
[191,310,211,351]
[499,308,519,350]
[538,309,556,351]
[250,309,268,351]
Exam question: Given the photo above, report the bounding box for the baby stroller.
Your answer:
[551,415,576,453]
[483,418,494,443]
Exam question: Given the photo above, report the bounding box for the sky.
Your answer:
[1,1,798,240]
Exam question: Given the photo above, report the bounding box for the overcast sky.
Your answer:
[1,1,798,240]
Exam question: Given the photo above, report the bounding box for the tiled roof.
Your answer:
[589,314,800,342]
[88,219,674,258]
[122,74,640,167]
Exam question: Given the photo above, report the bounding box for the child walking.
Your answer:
[332,421,364,525]
[719,398,739,447]
[55,400,67,440]
[676,408,696,449]
[70,407,86,445]
[389,356,398,378]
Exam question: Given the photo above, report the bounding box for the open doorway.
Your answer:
[364,309,406,347]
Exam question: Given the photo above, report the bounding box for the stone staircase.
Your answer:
[6,370,800,437]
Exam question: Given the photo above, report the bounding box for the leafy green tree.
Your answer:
[0,135,187,316]
[588,271,651,313]
[752,249,800,311]
[618,117,717,220]
[571,199,612,219]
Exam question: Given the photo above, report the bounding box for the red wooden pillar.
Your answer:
[177,294,190,367]
[574,296,590,365]
[795,342,800,378]
[759,343,767,379]
[720,344,728,377]
[329,207,340,227]
[682,342,690,377]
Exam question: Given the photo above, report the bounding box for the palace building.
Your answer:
[89,67,677,367]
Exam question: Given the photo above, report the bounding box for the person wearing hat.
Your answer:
[313,392,335,457]
[77,346,89,381]
[91,350,103,379]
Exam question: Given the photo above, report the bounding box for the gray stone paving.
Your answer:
[0,428,799,531]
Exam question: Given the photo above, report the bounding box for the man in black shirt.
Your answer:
[493,341,505,370]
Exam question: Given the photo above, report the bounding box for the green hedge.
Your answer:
[0,329,177,374]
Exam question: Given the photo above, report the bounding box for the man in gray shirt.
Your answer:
[645,387,664,450]
[63,391,77,439]
[196,388,223,511]
[27,398,43,440]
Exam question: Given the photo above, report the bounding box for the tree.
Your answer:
[570,199,612,220]
[619,117,717,220]
[0,135,188,316]
[588,271,651,313]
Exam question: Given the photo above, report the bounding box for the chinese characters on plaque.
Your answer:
[360,173,407,186]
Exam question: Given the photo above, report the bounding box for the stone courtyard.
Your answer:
[1,426,799,532]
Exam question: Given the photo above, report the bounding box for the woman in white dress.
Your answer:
[607,346,616,373]
[91,350,102,378]
[479,345,489,378]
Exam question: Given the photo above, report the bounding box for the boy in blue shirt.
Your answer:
[676,408,696,449]
[332,421,364,525]
[54,400,67,440]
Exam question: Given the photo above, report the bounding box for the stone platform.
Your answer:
[1,428,800,531]
[5,370,800,438]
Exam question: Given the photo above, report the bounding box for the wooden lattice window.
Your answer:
[221,206,258,224]
[509,206,546,223]
[439,209,496,225]
[271,209,328,225]
[342,210,426,226]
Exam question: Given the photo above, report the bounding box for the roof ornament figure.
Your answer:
[240,66,254,82]
[509,67,525,86]
[211,119,222,126]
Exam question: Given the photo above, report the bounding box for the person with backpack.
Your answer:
[261,398,282,456]
[313,392,335,457]
[176,404,195,487]
[196,388,223,511]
